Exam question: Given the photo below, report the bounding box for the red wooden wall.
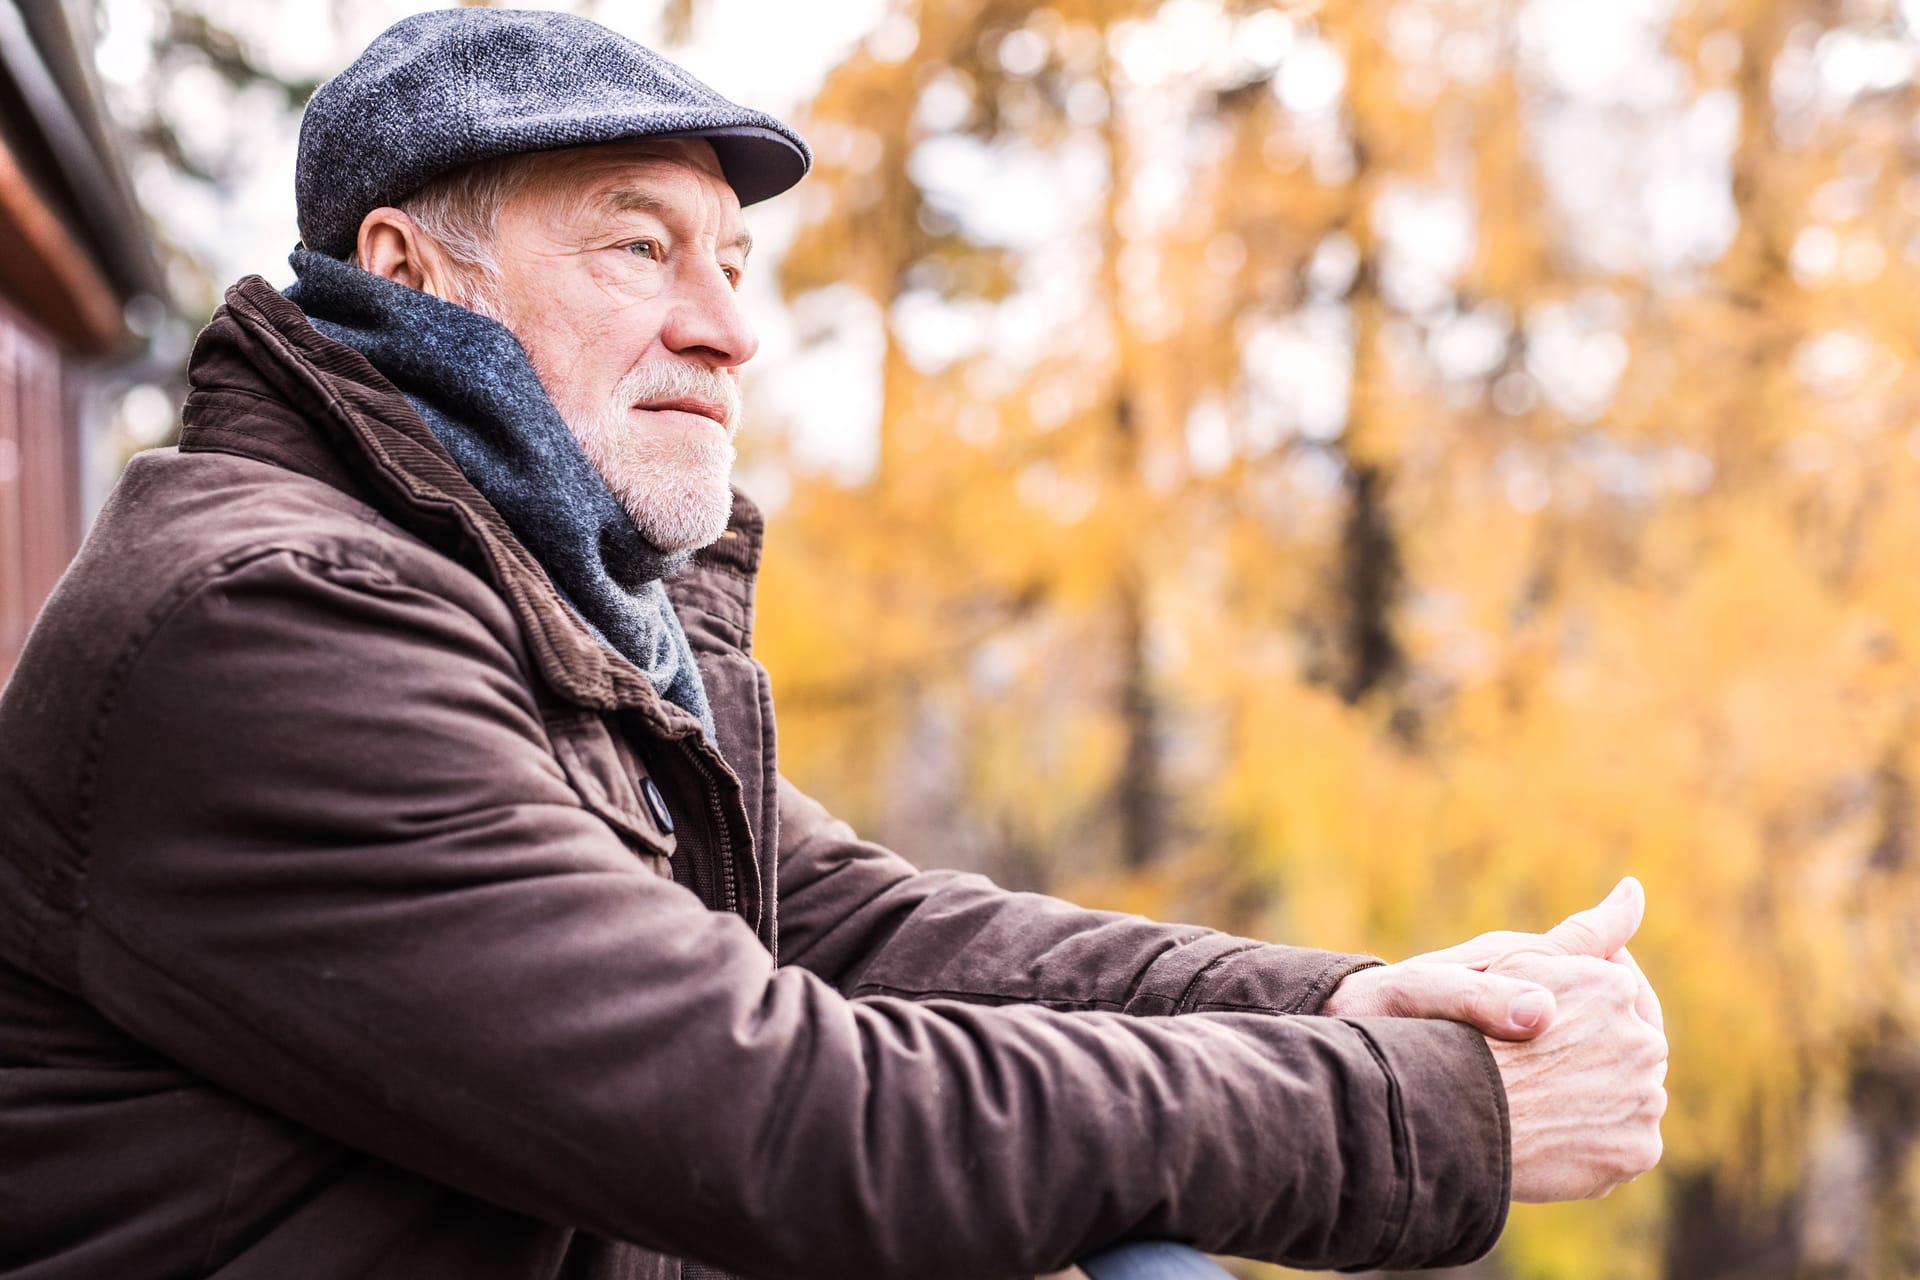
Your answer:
[0,293,75,684]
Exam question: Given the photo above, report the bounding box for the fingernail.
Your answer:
[1509,992,1552,1030]
[1608,877,1638,905]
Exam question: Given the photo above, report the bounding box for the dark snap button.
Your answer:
[639,776,675,834]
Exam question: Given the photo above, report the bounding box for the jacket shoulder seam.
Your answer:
[76,544,407,861]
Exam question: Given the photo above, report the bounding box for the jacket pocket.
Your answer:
[545,712,678,867]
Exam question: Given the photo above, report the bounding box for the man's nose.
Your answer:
[660,264,759,369]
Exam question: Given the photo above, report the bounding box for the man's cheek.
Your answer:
[582,263,669,310]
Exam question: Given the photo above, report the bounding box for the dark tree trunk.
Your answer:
[1334,461,1402,705]
[1115,577,1166,870]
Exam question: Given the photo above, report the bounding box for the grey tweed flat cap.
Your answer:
[296,8,811,258]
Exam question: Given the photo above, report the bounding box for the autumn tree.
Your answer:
[759,1,1920,1276]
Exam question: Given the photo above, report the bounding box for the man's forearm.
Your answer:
[775,775,1379,1016]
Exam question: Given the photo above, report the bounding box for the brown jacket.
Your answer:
[0,277,1510,1279]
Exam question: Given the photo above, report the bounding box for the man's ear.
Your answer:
[355,207,459,301]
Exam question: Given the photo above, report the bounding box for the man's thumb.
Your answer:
[1544,876,1645,959]
[1393,968,1559,1041]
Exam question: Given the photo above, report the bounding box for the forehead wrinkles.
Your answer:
[508,144,743,244]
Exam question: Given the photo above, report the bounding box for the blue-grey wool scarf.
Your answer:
[283,247,717,740]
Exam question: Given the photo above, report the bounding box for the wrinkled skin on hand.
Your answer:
[1322,878,1664,1043]
[1409,877,1665,1035]
[1320,877,1670,1203]
[1486,952,1669,1201]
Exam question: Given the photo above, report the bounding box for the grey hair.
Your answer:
[351,139,717,316]
[352,153,539,316]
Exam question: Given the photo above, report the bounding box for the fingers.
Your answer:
[1609,944,1665,1033]
[1411,878,1651,969]
[1378,966,1559,1040]
[1323,962,1560,1038]
[1498,954,1669,1203]
[1406,930,1535,969]
[1543,876,1645,960]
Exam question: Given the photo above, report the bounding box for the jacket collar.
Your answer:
[179,275,765,728]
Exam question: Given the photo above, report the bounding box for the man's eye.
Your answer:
[624,240,659,259]
[723,266,742,288]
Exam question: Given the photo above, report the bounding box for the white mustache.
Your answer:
[613,361,742,431]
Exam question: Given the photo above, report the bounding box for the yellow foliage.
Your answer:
[753,0,1920,1269]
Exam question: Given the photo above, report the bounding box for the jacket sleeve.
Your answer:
[776,778,1381,1019]
[78,545,1510,1277]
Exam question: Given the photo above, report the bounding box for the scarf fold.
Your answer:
[283,247,716,740]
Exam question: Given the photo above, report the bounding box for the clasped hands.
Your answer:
[1320,878,1669,1202]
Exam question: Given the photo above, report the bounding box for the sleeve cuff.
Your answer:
[1342,1016,1511,1270]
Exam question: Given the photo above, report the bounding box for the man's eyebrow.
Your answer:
[597,186,753,256]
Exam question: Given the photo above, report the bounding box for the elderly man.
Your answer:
[0,10,1666,1280]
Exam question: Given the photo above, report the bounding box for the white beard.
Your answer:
[458,284,740,553]
[564,360,742,553]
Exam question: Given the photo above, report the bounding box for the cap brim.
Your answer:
[661,126,810,207]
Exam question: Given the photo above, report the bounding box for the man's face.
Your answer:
[480,139,757,552]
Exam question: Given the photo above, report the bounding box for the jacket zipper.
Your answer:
[682,749,740,920]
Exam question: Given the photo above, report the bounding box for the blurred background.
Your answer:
[3,0,1919,1275]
